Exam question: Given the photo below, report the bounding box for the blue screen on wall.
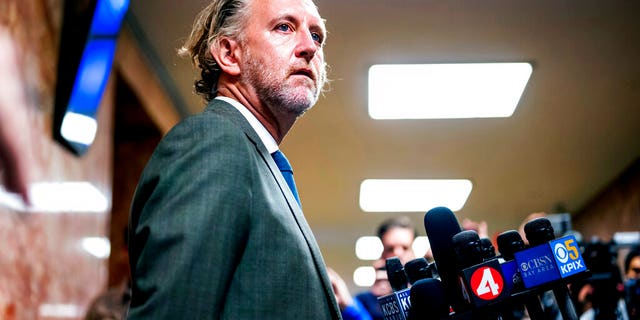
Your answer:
[53,0,129,156]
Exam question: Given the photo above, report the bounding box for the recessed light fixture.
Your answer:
[39,304,81,318]
[359,179,472,212]
[0,182,108,213]
[355,236,383,260]
[61,112,99,146]
[353,266,376,287]
[81,237,111,259]
[412,236,431,258]
[368,62,532,119]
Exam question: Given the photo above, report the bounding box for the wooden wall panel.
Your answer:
[0,0,113,319]
[574,159,640,241]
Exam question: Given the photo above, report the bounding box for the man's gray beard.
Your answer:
[241,49,326,117]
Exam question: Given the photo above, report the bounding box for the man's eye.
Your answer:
[311,32,322,43]
[277,24,291,32]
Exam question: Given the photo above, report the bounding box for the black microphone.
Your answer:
[404,257,432,285]
[480,238,496,261]
[423,207,464,312]
[408,278,450,320]
[386,257,408,292]
[379,257,411,320]
[452,230,484,268]
[524,218,578,320]
[496,230,525,261]
[497,230,546,320]
[452,230,509,319]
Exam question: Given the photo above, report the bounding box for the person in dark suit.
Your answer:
[127,0,340,319]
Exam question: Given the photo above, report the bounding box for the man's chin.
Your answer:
[264,87,319,117]
[289,88,319,107]
[286,101,314,117]
[281,96,316,117]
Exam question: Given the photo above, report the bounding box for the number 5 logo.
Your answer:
[564,239,579,260]
[470,267,504,300]
[554,239,580,263]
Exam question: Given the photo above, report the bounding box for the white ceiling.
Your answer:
[128,0,640,287]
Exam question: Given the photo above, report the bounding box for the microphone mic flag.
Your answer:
[517,218,587,288]
[521,217,584,320]
[496,230,546,320]
[452,230,509,308]
[379,257,411,320]
[378,288,411,320]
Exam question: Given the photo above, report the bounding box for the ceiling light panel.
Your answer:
[368,63,532,119]
[359,179,472,212]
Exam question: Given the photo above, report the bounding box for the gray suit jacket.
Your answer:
[128,100,341,319]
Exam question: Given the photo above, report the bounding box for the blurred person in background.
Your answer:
[331,216,417,320]
[328,268,372,320]
[85,289,130,320]
[462,217,489,239]
[85,227,131,320]
[573,240,628,320]
[626,248,640,280]
[377,216,418,264]
[624,248,640,319]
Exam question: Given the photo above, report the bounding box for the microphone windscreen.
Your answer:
[479,238,496,260]
[386,257,408,291]
[496,230,525,260]
[409,278,450,320]
[423,207,463,310]
[404,257,431,285]
[452,229,480,245]
[524,217,555,246]
[452,230,483,268]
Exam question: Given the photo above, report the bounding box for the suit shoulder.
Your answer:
[157,108,255,158]
[129,107,258,235]
[133,108,257,202]
[170,109,244,140]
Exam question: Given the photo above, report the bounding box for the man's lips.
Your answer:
[291,68,315,81]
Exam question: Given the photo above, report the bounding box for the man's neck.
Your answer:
[216,84,296,144]
[216,96,279,153]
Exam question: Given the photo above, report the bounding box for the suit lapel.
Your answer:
[206,100,341,318]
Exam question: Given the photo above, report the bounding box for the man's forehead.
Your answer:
[249,0,324,26]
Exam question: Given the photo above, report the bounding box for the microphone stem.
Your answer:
[498,310,519,320]
[523,296,546,320]
[552,287,578,320]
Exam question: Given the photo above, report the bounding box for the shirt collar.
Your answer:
[215,96,279,154]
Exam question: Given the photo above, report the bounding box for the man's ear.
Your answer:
[210,37,241,76]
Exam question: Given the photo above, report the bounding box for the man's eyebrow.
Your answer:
[310,22,326,35]
[312,17,327,35]
[271,14,326,34]
[270,13,297,24]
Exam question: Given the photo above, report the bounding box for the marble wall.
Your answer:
[1,0,113,319]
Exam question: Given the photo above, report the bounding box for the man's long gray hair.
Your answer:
[178,0,251,102]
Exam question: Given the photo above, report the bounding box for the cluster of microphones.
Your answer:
[377,207,590,320]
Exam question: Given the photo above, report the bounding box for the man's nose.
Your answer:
[295,30,317,61]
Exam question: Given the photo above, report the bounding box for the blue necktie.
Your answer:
[271,150,300,205]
